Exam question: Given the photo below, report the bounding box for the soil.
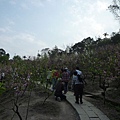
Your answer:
[0,83,120,120]
[0,89,80,120]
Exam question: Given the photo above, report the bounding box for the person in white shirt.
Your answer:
[76,67,82,75]
[72,68,84,104]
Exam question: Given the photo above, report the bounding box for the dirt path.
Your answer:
[0,91,80,120]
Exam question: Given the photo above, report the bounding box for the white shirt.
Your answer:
[76,70,82,75]
[72,75,83,85]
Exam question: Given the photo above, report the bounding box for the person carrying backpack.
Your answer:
[72,67,84,104]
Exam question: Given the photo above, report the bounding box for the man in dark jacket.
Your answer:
[54,79,66,101]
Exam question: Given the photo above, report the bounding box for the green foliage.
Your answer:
[0,82,6,95]
[108,0,120,21]
[13,55,22,61]
[0,48,10,64]
[111,33,120,44]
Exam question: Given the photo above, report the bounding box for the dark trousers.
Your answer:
[74,84,83,103]
[75,94,83,103]
[55,93,66,100]
[64,82,68,94]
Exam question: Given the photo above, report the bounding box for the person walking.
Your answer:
[61,68,70,94]
[51,68,60,91]
[72,69,84,104]
[46,68,52,88]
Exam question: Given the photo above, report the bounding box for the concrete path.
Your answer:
[66,91,110,120]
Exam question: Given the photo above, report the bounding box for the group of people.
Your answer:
[47,66,85,104]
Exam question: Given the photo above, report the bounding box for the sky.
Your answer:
[0,0,119,59]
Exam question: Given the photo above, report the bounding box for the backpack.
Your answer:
[77,74,83,83]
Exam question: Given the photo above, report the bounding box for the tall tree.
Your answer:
[13,55,22,61]
[0,48,6,56]
[108,0,120,22]
[103,33,109,38]
[0,48,10,63]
